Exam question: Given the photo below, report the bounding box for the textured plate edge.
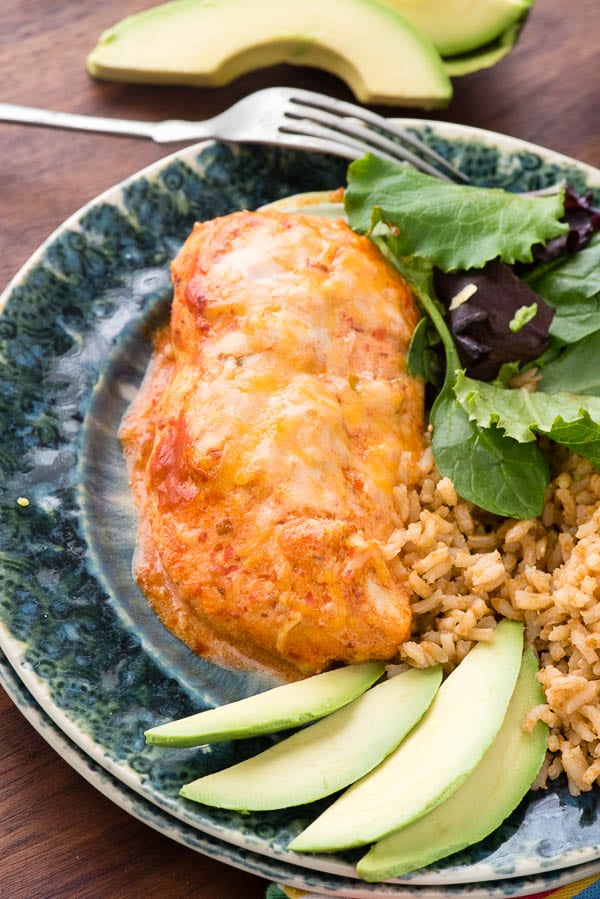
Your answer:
[3,648,600,899]
[1,125,600,888]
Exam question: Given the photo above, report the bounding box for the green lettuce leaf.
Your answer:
[345,156,567,271]
[454,372,600,467]
[407,316,443,386]
[431,390,549,519]
[509,303,538,333]
[537,330,600,396]
[524,233,600,343]
[382,249,549,518]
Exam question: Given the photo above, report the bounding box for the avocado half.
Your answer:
[382,0,535,56]
[86,0,452,108]
[443,19,528,76]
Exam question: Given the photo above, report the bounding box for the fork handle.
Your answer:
[0,102,180,142]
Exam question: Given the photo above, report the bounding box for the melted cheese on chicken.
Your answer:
[120,209,424,677]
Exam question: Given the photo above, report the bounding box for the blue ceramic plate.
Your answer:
[3,645,600,899]
[1,123,600,889]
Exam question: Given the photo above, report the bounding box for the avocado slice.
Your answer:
[145,660,384,747]
[382,0,535,56]
[288,619,524,852]
[179,665,442,811]
[86,0,452,108]
[262,190,346,219]
[357,649,548,881]
[442,20,526,77]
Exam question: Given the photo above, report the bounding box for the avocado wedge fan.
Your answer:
[145,622,548,881]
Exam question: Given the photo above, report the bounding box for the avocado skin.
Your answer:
[357,649,548,881]
[443,19,527,77]
[382,0,534,56]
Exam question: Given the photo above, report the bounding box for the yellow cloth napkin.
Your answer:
[543,875,600,899]
[271,873,600,899]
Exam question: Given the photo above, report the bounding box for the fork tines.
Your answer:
[279,88,469,184]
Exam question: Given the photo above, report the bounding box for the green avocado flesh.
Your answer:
[262,192,346,219]
[86,0,452,108]
[145,660,384,747]
[179,665,442,811]
[357,649,548,881]
[289,619,524,852]
[382,0,534,56]
[442,20,525,76]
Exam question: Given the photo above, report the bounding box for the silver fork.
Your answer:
[0,86,468,183]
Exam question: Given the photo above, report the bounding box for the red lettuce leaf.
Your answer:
[532,187,600,262]
[434,260,555,380]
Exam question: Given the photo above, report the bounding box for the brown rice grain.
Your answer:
[390,442,600,794]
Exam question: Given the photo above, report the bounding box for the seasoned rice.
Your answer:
[387,440,600,797]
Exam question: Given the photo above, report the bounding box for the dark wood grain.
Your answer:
[0,1,598,896]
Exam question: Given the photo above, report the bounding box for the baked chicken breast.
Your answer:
[120,208,424,677]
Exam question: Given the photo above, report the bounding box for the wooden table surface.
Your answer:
[1,1,599,897]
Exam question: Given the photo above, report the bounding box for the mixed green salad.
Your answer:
[344,156,600,519]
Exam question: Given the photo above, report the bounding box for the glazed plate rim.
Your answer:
[1,119,600,891]
[3,646,600,899]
